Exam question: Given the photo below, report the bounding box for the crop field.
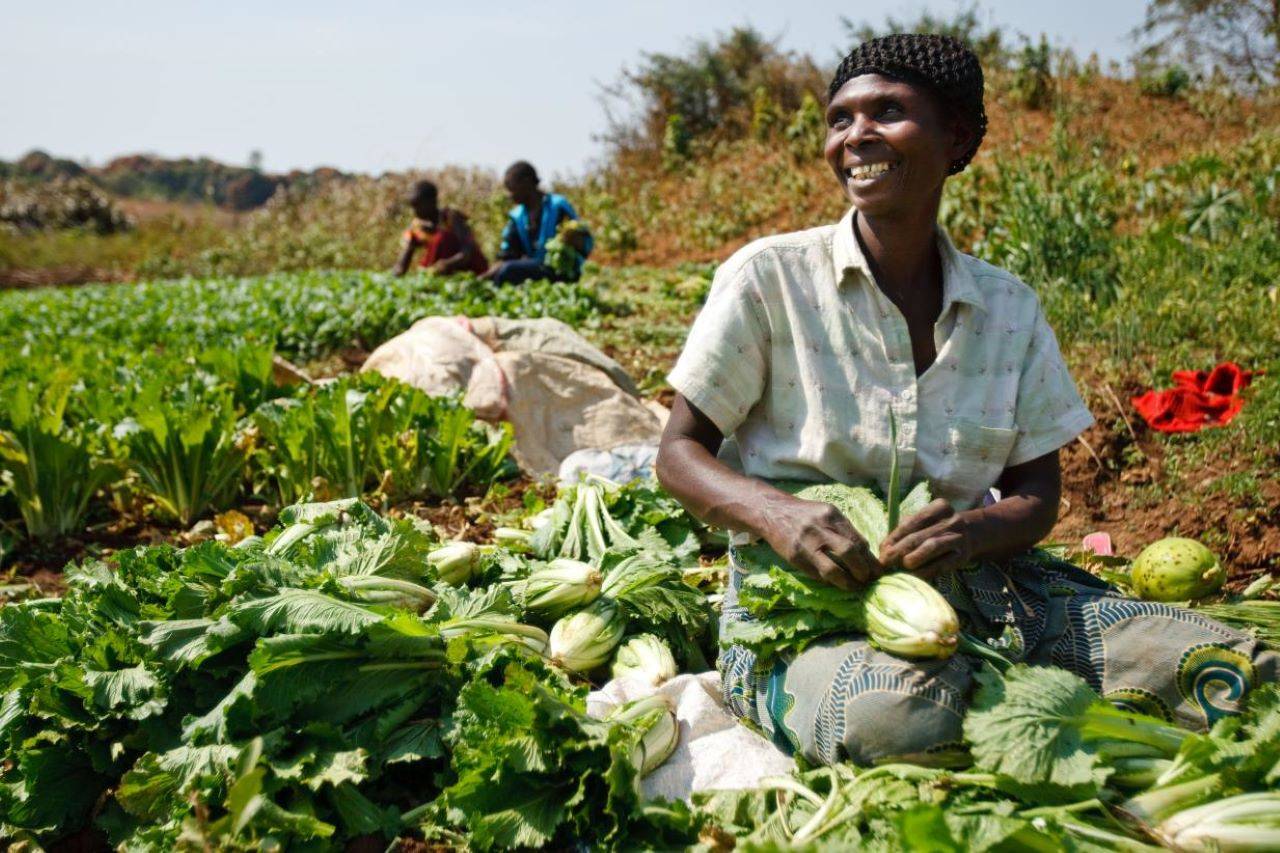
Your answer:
[4,19,1280,851]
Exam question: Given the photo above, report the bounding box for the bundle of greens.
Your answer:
[1118,679,1280,843]
[505,558,602,618]
[693,761,1146,851]
[1195,599,1280,647]
[612,634,678,687]
[723,480,963,660]
[0,498,696,850]
[531,550,712,675]
[543,220,590,280]
[529,474,702,563]
[411,649,700,851]
[0,377,118,541]
[695,663,1280,851]
[963,664,1189,803]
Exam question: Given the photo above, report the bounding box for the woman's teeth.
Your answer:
[847,162,896,180]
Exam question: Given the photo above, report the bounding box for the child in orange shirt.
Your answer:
[392,180,489,276]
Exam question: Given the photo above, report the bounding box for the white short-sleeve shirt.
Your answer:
[667,206,1095,510]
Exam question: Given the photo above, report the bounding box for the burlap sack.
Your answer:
[362,316,662,475]
[467,316,640,397]
[360,317,507,420]
[493,350,660,474]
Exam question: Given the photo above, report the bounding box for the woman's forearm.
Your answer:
[655,433,778,537]
[958,492,1056,563]
[958,453,1061,562]
[657,395,883,587]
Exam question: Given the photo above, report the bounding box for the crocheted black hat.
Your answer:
[829,33,987,175]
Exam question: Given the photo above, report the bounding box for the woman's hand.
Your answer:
[758,492,882,591]
[878,498,974,581]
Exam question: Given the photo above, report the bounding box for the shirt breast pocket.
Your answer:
[941,419,1018,494]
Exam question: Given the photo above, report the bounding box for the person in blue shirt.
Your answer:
[482,161,593,285]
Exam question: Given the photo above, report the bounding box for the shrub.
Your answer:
[0,178,131,235]
[1138,63,1193,98]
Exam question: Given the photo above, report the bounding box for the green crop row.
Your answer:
[0,271,611,547]
[0,269,607,368]
[1,364,515,540]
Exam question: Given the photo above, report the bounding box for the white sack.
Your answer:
[588,671,795,803]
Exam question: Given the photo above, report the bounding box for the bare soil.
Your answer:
[4,480,549,587]
[1052,371,1280,590]
[0,265,130,289]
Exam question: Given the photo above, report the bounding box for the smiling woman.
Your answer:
[654,33,1279,766]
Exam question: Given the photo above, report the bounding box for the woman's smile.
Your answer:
[844,160,899,186]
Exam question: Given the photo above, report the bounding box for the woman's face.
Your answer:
[823,73,970,217]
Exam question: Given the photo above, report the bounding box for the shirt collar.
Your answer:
[831,206,986,316]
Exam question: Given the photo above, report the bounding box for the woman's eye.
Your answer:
[879,102,904,118]
[828,113,851,129]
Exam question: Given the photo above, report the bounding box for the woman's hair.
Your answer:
[829,33,986,175]
[504,160,539,186]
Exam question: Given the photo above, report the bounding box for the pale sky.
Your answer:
[2,0,1148,180]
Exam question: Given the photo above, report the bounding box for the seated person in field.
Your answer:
[483,161,593,285]
[655,33,1278,766]
[393,180,489,277]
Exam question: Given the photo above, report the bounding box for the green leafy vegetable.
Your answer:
[965,664,1188,802]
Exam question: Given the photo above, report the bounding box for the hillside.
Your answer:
[3,70,1277,285]
[1,149,348,212]
[585,75,1280,266]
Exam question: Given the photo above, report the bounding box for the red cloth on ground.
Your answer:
[1131,362,1260,433]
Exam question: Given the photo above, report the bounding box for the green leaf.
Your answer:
[380,720,446,764]
[138,617,249,668]
[1,746,108,836]
[230,588,384,636]
[246,634,439,728]
[964,665,1109,801]
[115,744,240,820]
[448,771,573,850]
[887,408,901,531]
[0,603,71,676]
[327,782,400,838]
[80,664,168,720]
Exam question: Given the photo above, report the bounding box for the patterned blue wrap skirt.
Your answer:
[719,549,1280,766]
